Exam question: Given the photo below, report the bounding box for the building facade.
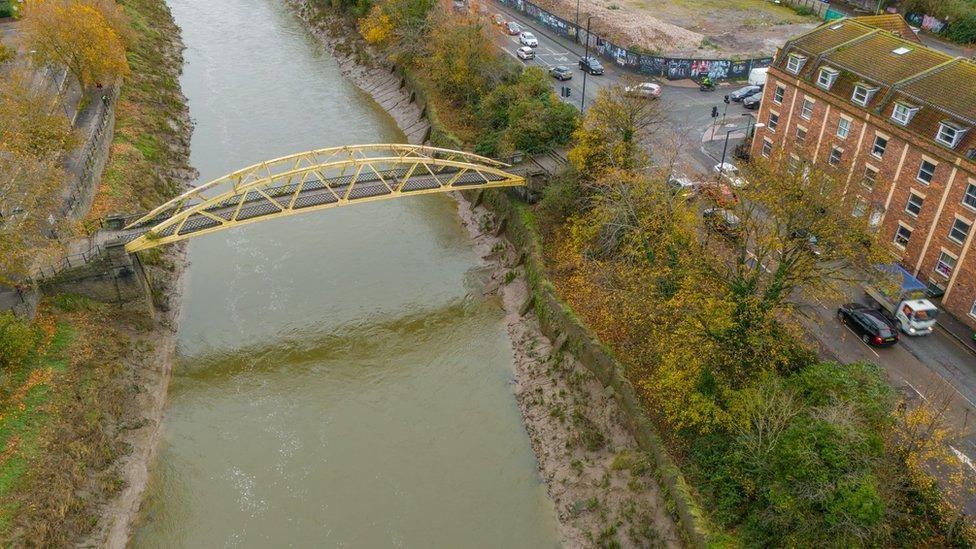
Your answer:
[750,15,976,328]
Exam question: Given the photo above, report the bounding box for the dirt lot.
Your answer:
[530,0,820,56]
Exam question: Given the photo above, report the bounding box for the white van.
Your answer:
[748,67,768,87]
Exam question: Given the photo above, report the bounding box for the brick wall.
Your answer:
[752,66,976,328]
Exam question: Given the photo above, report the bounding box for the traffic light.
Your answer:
[724,95,730,104]
[561,86,571,98]
[711,106,719,118]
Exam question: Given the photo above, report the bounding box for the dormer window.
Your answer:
[891,103,919,126]
[936,121,967,148]
[787,54,806,74]
[817,67,839,89]
[851,84,878,107]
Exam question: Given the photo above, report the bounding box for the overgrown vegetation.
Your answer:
[333,0,578,155]
[899,0,976,44]
[534,85,976,545]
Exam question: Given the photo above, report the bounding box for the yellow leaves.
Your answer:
[359,6,394,45]
[20,0,131,89]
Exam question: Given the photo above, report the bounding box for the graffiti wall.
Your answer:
[495,0,773,80]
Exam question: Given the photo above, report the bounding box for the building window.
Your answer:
[853,198,868,218]
[862,166,878,190]
[837,117,851,139]
[949,218,971,244]
[891,103,918,126]
[773,85,785,104]
[964,182,976,210]
[796,127,807,144]
[917,159,937,184]
[761,138,773,158]
[768,112,779,131]
[936,122,966,148]
[969,300,976,319]
[800,98,814,120]
[787,54,806,74]
[817,67,839,89]
[935,251,957,278]
[828,147,843,166]
[872,135,888,158]
[905,193,923,217]
[852,84,878,106]
[788,155,801,174]
[894,224,913,248]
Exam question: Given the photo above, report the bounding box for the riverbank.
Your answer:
[290,2,680,545]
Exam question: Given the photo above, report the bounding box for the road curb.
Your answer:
[937,322,976,358]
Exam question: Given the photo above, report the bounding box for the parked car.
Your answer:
[578,56,604,75]
[667,175,698,199]
[624,82,662,98]
[743,93,761,110]
[516,46,535,60]
[712,162,747,188]
[492,13,506,25]
[729,85,762,102]
[519,31,538,47]
[790,229,822,257]
[549,65,573,81]
[837,303,899,347]
[506,21,522,35]
[698,181,738,206]
[702,208,742,240]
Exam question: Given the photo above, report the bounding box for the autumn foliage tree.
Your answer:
[20,0,131,89]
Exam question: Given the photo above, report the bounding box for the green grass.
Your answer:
[0,324,75,531]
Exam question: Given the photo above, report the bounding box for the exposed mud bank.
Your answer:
[289,2,680,545]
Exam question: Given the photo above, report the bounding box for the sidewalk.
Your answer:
[936,308,976,356]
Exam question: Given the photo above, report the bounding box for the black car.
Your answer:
[729,85,762,102]
[837,303,899,347]
[578,56,604,75]
[742,93,761,110]
[549,65,573,81]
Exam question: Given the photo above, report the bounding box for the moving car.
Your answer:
[516,46,535,60]
[748,67,768,87]
[578,56,604,75]
[864,264,940,335]
[702,208,742,240]
[492,13,505,25]
[506,21,522,35]
[549,65,573,81]
[742,93,761,110]
[712,162,747,188]
[519,31,538,47]
[729,85,762,102]
[837,303,899,347]
[625,82,661,98]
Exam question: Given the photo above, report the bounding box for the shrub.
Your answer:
[946,13,976,45]
[0,312,40,372]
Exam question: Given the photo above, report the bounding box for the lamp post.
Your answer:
[575,0,581,44]
[580,16,592,113]
[719,121,765,177]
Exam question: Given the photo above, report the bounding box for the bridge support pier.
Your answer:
[43,239,153,312]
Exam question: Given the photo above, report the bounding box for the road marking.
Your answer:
[904,380,927,401]
[951,445,976,473]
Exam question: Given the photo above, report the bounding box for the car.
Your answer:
[698,181,738,206]
[837,303,899,347]
[519,31,538,47]
[506,21,522,35]
[578,56,604,75]
[549,65,573,81]
[666,175,698,199]
[790,229,822,256]
[702,208,742,240]
[624,82,662,98]
[492,13,505,25]
[712,162,747,188]
[742,93,761,110]
[516,46,535,60]
[729,85,762,102]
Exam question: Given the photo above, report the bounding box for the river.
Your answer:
[131,0,560,545]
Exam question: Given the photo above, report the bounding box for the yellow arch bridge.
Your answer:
[117,144,525,253]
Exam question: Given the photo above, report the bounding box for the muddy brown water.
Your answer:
[131,0,560,545]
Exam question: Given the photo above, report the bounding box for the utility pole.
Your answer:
[580,16,591,113]
[575,0,581,44]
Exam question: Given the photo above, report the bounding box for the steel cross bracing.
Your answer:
[122,144,524,252]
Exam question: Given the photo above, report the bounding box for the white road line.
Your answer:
[903,380,927,401]
[951,445,976,473]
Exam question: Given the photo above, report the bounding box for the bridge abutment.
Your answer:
[41,240,154,313]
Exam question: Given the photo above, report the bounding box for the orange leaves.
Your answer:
[359,6,394,45]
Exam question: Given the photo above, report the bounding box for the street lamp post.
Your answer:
[575,0,581,43]
[580,16,592,112]
[718,120,765,177]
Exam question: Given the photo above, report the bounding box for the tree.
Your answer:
[425,12,510,107]
[0,69,78,159]
[568,84,664,178]
[20,0,131,89]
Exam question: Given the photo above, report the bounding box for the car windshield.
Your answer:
[912,308,938,321]
[737,87,756,94]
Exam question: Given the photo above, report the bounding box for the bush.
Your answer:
[0,1,12,18]
[0,312,40,372]
[946,13,976,45]
[0,43,13,64]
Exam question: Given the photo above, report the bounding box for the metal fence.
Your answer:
[60,85,118,221]
[27,244,105,284]
[495,0,775,81]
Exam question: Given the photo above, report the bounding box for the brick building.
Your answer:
[750,15,976,328]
